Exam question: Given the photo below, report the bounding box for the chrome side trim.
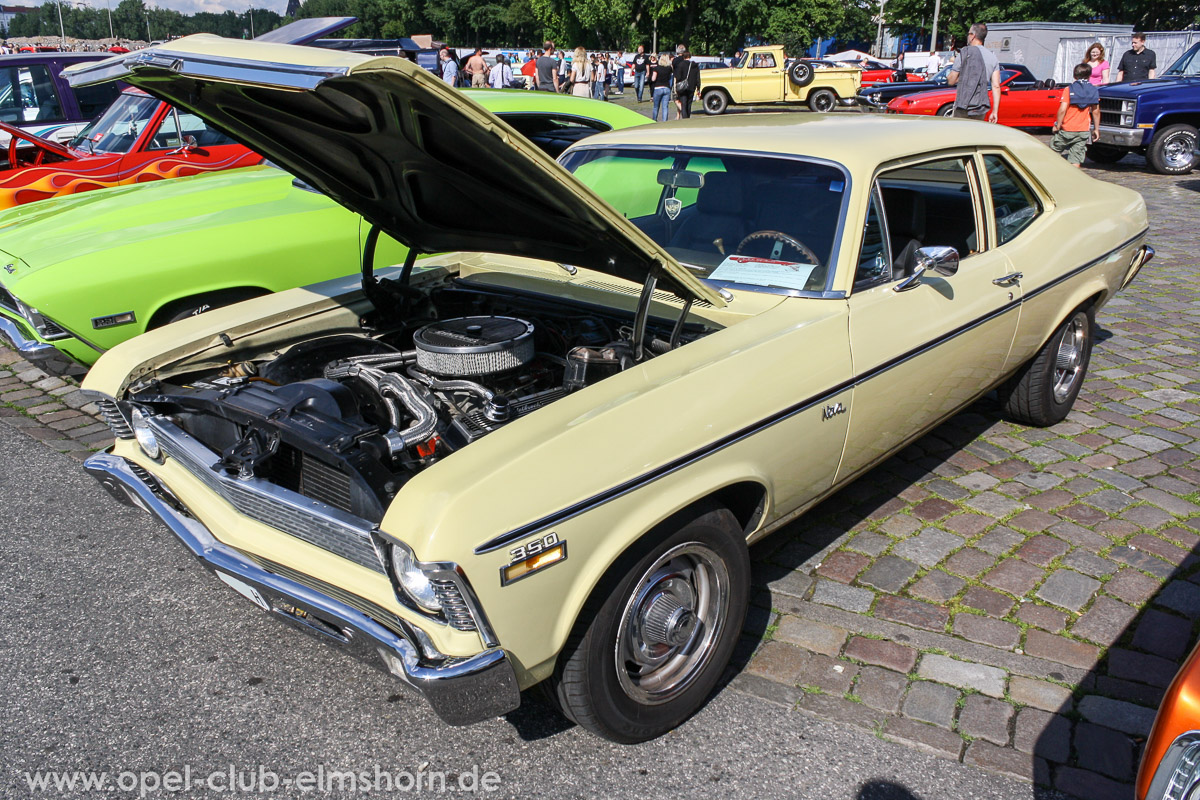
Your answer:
[474,228,1149,554]
[84,452,521,726]
[148,417,384,573]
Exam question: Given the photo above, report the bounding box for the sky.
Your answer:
[9,0,292,16]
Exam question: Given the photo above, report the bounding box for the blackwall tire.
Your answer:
[1000,306,1094,427]
[548,503,749,743]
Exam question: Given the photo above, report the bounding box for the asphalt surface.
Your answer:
[0,421,1048,799]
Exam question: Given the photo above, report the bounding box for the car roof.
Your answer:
[570,113,1037,168]
[0,51,107,64]
[460,89,648,128]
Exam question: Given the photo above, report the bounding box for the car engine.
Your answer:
[132,283,709,522]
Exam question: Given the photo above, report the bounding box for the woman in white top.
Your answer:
[571,46,592,97]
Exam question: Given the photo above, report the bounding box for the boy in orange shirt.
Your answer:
[1051,63,1101,167]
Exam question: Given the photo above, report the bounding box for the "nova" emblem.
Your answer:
[822,403,846,420]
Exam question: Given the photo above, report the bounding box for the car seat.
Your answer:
[881,187,926,279]
[669,172,747,256]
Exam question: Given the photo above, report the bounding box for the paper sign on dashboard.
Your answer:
[709,255,817,291]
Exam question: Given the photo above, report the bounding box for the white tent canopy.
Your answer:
[825,49,874,62]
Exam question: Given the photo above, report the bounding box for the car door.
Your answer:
[116,104,258,184]
[838,152,1022,481]
[997,83,1063,127]
[741,51,784,102]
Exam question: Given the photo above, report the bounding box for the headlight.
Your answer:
[1144,732,1200,800]
[130,407,160,459]
[391,544,442,613]
[1121,99,1136,114]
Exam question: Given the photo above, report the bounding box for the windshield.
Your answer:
[561,148,847,294]
[68,92,159,154]
[1164,42,1200,76]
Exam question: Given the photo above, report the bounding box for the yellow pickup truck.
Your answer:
[700,45,861,115]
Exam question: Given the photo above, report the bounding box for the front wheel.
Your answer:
[1147,124,1198,174]
[808,88,836,113]
[702,88,729,115]
[548,503,749,743]
[1000,306,1094,426]
[937,103,954,117]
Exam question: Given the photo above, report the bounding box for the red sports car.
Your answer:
[886,69,1063,127]
[0,87,261,208]
[854,58,903,86]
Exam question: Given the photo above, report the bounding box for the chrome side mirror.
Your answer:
[894,246,959,292]
[168,135,198,156]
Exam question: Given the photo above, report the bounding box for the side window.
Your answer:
[855,189,891,286]
[983,154,1041,245]
[150,107,236,150]
[876,156,978,277]
[751,53,776,69]
[0,65,63,124]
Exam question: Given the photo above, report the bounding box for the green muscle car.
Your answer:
[0,90,648,376]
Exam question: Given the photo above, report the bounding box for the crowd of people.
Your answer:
[435,41,703,122]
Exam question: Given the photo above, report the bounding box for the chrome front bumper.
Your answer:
[1097,125,1149,148]
[0,314,87,377]
[83,451,521,726]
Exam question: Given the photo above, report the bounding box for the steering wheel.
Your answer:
[735,230,821,266]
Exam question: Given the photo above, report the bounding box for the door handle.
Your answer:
[992,272,1022,286]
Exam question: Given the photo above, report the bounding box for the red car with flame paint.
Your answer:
[886,69,1064,127]
[0,87,261,208]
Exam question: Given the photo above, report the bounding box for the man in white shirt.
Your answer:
[488,55,514,89]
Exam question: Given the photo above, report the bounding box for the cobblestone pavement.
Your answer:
[0,119,1196,798]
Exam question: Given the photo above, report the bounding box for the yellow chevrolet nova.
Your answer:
[71,36,1151,743]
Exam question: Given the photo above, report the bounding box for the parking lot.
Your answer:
[1,110,1196,798]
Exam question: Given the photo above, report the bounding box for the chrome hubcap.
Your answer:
[615,543,729,705]
[1053,314,1087,402]
[1163,132,1197,169]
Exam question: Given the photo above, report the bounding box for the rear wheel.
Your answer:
[702,88,729,115]
[1147,124,1198,174]
[1000,306,1094,426]
[808,89,836,113]
[1086,144,1126,164]
[548,503,749,743]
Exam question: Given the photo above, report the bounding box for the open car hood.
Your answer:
[63,37,724,307]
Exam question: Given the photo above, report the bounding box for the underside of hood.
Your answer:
[64,37,724,307]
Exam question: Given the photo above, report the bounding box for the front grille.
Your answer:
[153,420,384,573]
[261,444,354,515]
[38,317,69,339]
[97,399,134,439]
[1099,97,1129,127]
[432,579,478,632]
[0,284,17,315]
